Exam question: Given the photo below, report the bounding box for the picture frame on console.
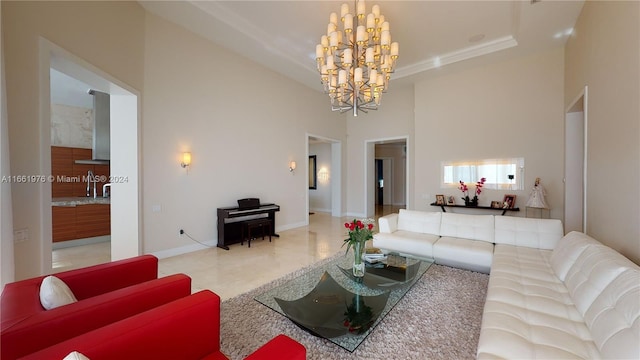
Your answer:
[503,195,516,209]
[447,196,456,205]
[491,201,503,209]
[435,194,445,205]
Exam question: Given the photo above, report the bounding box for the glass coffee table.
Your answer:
[254,251,433,352]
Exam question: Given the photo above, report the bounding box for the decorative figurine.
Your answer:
[526,177,549,209]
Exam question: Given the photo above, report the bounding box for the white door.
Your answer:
[382,158,392,205]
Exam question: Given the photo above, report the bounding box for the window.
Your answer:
[442,158,524,190]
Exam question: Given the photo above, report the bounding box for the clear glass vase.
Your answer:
[352,241,365,278]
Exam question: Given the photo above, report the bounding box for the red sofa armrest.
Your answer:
[19,290,225,360]
[244,334,306,360]
[3,274,191,360]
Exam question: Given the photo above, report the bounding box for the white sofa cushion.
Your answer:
[478,244,601,359]
[396,209,441,235]
[377,213,398,234]
[494,216,563,249]
[63,351,91,360]
[373,230,439,259]
[39,275,78,310]
[433,237,493,273]
[550,231,601,281]
[562,242,640,359]
[489,245,582,320]
[439,213,494,243]
[588,268,640,359]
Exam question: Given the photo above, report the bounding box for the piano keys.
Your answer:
[216,202,280,250]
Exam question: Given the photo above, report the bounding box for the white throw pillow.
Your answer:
[63,351,90,360]
[39,275,78,310]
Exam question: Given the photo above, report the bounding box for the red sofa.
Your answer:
[1,255,192,360]
[19,290,306,360]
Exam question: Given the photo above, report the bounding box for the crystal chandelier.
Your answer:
[315,1,399,116]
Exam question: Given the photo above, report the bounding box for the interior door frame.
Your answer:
[306,133,342,221]
[365,136,409,218]
[40,38,141,273]
[564,85,588,233]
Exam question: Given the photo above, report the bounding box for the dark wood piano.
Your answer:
[216,199,280,250]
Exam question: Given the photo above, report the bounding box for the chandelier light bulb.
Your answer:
[341,4,350,19]
[366,14,375,32]
[329,12,338,25]
[344,14,353,32]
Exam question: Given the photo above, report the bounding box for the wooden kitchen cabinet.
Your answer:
[51,146,110,197]
[52,204,110,242]
[51,146,73,198]
[75,204,111,239]
[52,206,77,242]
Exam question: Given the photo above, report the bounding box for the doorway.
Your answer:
[375,158,393,205]
[564,86,588,233]
[307,134,342,222]
[41,39,141,273]
[366,138,408,218]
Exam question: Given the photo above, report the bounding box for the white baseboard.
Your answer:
[276,221,307,232]
[345,211,367,219]
[150,239,216,259]
[151,222,309,259]
[53,235,110,250]
[310,207,331,213]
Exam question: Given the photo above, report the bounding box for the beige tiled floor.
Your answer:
[52,241,111,273]
[52,207,403,300]
[157,212,352,299]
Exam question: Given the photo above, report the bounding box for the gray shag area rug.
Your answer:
[220,254,489,360]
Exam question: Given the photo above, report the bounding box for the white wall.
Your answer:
[2,1,146,280]
[345,84,415,217]
[142,14,345,254]
[565,1,640,264]
[309,142,332,212]
[1,1,16,287]
[414,48,565,218]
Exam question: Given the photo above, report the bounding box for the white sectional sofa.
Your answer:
[373,209,640,359]
[478,231,640,359]
[373,209,564,273]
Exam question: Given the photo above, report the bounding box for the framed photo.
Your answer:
[435,194,445,205]
[491,201,503,209]
[447,196,456,205]
[503,194,516,209]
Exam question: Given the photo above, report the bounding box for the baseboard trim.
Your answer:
[151,240,216,259]
[151,222,309,259]
[53,235,110,250]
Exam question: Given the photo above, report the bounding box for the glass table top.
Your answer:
[254,251,433,352]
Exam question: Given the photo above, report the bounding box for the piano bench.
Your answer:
[241,218,272,248]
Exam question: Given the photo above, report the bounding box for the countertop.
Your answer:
[52,197,111,206]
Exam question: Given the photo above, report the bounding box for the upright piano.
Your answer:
[216,199,280,250]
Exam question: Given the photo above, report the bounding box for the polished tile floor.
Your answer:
[52,206,403,300]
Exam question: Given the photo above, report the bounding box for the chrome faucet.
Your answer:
[103,183,111,198]
[86,170,97,198]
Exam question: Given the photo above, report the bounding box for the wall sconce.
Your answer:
[289,161,297,173]
[318,168,329,182]
[181,152,191,169]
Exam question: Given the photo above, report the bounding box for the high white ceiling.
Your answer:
[140,0,585,91]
